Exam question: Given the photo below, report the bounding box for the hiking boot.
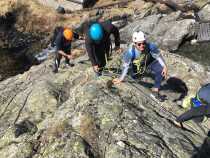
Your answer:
[95,71,102,78]
[64,61,74,67]
[150,91,166,102]
[52,67,58,73]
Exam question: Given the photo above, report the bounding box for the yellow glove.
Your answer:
[182,94,195,109]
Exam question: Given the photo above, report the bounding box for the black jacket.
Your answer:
[53,27,79,53]
[83,21,120,66]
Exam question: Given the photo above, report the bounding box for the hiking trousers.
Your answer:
[176,104,210,123]
[148,60,164,89]
[53,51,71,72]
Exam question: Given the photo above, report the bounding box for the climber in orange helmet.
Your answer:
[51,27,80,73]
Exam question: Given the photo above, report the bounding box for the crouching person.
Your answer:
[83,21,121,77]
[113,31,168,100]
[177,83,210,123]
[52,27,80,73]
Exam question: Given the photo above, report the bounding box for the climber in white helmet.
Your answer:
[113,31,168,101]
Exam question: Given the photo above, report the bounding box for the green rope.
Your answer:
[132,53,148,76]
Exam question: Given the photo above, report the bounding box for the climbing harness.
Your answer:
[103,44,121,76]
[104,45,148,80]
[131,46,148,77]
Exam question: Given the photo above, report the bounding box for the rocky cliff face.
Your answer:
[1,0,210,157]
[0,47,210,158]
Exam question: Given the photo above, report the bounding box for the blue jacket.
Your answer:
[120,43,165,80]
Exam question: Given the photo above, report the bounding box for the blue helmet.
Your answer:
[89,23,103,41]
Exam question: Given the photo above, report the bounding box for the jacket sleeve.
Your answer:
[149,43,166,67]
[103,21,120,47]
[74,21,87,35]
[119,50,131,80]
[111,24,120,47]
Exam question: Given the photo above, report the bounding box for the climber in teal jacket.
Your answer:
[113,31,167,95]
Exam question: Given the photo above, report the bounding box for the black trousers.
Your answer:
[85,42,111,69]
[176,104,210,123]
[53,50,70,72]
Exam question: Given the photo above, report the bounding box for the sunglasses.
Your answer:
[191,97,202,108]
[135,42,145,47]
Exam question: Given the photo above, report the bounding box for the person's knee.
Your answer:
[154,73,162,81]
[154,73,163,87]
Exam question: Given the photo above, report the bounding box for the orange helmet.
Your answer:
[63,28,73,41]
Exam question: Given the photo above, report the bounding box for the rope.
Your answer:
[100,69,200,134]
[103,46,121,75]
[132,54,148,76]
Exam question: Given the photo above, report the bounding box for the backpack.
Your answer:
[51,26,63,47]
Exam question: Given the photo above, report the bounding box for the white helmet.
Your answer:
[132,31,146,43]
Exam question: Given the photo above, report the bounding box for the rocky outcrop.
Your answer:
[0,1,210,157]
[198,4,210,22]
[37,0,83,12]
[121,11,196,51]
[0,0,208,70]
[0,45,209,157]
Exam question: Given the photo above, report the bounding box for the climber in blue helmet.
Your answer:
[177,83,210,123]
[89,23,104,41]
[80,20,121,77]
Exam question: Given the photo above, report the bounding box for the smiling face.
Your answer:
[135,41,146,52]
